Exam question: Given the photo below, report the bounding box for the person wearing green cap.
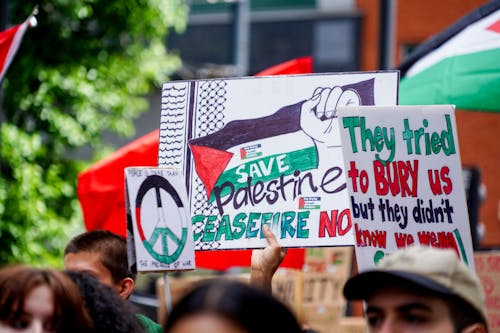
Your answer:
[343,245,488,333]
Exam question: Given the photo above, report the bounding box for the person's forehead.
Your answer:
[24,285,55,318]
[169,313,248,333]
[366,284,447,311]
[64,251,109,276]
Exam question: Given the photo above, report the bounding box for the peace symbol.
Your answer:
[135,175,188,264]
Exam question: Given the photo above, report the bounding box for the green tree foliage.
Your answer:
[0,0,188,265]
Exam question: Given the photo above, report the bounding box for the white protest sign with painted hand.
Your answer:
[160,72,399,250]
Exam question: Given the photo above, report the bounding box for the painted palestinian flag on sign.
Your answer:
[189,79,375,203]
[399,1,500,112]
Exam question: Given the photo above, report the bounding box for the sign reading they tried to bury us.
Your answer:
[337,105,475,272]
[125,167,195,272]
[159,72,399,250]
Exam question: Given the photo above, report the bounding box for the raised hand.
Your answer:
[250,225,287,292]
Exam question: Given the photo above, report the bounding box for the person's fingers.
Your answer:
[311,87,323,99]
[263,225,288,263]
[324,86,343,119]
[262,224,279,247]
[303,92,321,116]
[338,89,361,110]
[316,88,331,119]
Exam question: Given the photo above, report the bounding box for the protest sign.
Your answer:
[338,105,475,271]
[272,269,304,320]
[302,272,346,306]
[474,251,500,332]
[302,304,342,333]
[304,246,353,279]
[125,167,195,272]
[159,71,399,250]
[339,317,367,333]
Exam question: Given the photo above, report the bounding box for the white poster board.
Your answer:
[338,105,475,272]
[125,167,195,272]
[159,71,399,250]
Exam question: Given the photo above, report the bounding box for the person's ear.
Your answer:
[461,323,487,333]
[117,277,135,299]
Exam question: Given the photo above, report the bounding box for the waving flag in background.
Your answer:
[0,8,37,83]
[399,1,500,112]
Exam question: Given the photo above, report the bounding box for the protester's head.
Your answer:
[343,246,488,333]
[0,265,93,333]
[164,279,302,333]
[64,229,135,299]
[65,270,144,333]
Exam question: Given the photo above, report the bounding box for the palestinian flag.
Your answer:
[399,1,500,112]
[189,79,375,200]
[0,10,37,83]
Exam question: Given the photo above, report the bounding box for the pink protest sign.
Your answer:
[475,251,500,332]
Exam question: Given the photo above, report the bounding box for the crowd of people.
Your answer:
[0,227,489,333]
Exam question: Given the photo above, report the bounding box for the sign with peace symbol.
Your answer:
[125,167,195,272]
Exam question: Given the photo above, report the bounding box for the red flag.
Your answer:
[254,56,313,76]
[0,11,36,83]
[77,57,313,270]
[78,129,160,235]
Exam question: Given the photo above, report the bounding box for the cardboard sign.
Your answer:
[338,105,475,271]
[272,268,304,320]
[302,304,342,333]
[304,246,353,279]
[339,317,367,333]
[125,167,195,272]
[302,272,346,306]
[474,251,500,332]
[159,71,399,250]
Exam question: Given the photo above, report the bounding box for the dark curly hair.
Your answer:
[65,270,144,333]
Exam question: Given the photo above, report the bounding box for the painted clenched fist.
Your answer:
[300,86,361,147]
